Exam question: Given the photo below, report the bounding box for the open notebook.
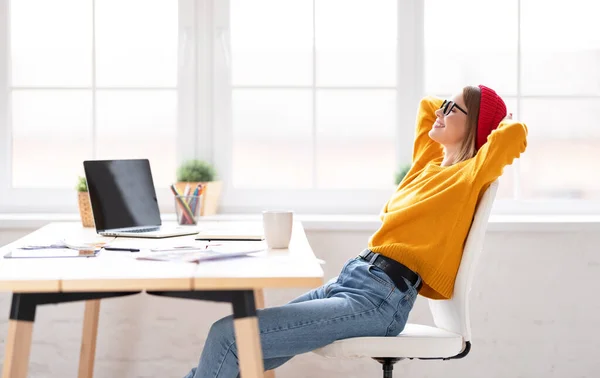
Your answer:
[136,243,265,263]
[5,239,105,258]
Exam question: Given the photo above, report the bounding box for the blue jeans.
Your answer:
[184,255,420,378]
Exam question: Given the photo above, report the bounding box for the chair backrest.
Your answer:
[428,180,499,342]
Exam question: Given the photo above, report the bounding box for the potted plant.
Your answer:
[394,163,412,185]
[175,159,222,216]
[76,176,95,227]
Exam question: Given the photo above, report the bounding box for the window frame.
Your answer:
[211,0,600,215]
[210,0,419,214]
[1,0,599,215]
[0,0,197,213]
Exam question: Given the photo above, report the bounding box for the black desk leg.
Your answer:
[2,291,139,378]
[2,294,37,378]
[231,291,265,378]
[146,289,273,378]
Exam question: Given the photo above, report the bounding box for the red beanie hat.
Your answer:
[476,85,507,150]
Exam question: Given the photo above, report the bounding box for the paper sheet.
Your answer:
[5,248,98,258]
[136,248,264,263]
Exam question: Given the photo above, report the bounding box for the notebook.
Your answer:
[83,159,198,238]
[194,223,265,241]
[137,249,261,263]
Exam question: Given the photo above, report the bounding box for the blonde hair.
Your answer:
[452,86,481,164]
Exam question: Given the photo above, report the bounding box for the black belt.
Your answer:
[358,250,422,293]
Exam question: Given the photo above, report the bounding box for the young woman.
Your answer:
[184,85,528,378]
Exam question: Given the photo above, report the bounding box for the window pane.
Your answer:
[10,0,92,87]
[316,90,395,188]
[316,0,396,86]
[519,99,600,199]
[496,164,515,199]
[11,91,93,187]
[493,97,518,199]
[232,90,312,188]
[96,91,177,187]
[424,0,518,95]
[521,0,600,95]
[230,0,312,86]
[95,0,178,87]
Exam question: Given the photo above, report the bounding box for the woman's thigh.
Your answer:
[223,258,417,359]
[214,290,393,363]
[286,276,338,304]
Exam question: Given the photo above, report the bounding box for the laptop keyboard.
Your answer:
[122,227,161,233]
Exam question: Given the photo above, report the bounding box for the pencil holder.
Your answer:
[174,195,202,225]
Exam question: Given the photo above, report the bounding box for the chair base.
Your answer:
[373,358,403,378]
[371,341,472,377]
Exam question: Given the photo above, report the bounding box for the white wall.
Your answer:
[0,227,599,378]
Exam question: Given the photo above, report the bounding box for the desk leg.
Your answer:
[78,300,101,378]
[232,291,264,378]
[253,290,275,378]
[2,294,36,378]
[2,321,33,378]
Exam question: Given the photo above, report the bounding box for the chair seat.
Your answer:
[312,324,465,359]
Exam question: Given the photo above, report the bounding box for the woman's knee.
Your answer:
[208,314,235,345]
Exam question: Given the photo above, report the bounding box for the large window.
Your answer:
[211,0,403,213]
[212,0,600,213]
[425,0,600,203]
[0,0,181,212]
[1,0,599,215]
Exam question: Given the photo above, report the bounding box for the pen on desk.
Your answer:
[103,247,140,252]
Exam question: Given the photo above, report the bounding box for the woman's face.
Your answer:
[429,93,469,147]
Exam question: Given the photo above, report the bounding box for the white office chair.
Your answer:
[313,180,500,378]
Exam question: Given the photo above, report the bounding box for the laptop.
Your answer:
[83,159,199,238]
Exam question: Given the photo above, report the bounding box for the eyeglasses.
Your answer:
[440,100,468,116]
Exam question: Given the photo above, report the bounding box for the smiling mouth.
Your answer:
[433,120,445,129]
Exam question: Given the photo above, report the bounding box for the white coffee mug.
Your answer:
[262,210,293,249]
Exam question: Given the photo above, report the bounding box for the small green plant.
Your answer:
[76,176,88,192]
[177,159,217,182]
[394,163,412,185]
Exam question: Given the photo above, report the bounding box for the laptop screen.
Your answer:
[83,159,162,231]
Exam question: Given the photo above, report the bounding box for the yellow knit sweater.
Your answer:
[368,96,528,299]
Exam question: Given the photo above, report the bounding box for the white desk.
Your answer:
[0,221,323,378]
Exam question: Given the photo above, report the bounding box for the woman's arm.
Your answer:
[379,200,388,221]
[412,97,444,166]
[380,97,443,220]
[472,118,528,184]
